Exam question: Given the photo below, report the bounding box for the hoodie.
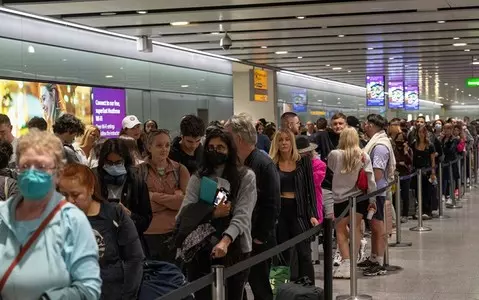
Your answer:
[169,136,203,175]
[312,157,326,224]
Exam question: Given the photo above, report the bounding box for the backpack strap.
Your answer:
[0,199,68,292]
[4,177,9,199]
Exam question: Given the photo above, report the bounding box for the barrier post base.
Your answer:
[437,214,451,219]
[336,294,373,300]
[409,226,432,232]
[389,241,412,247]
[384,264,403,272]
[446,203,463,209]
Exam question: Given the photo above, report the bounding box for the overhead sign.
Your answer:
[366,75,385,106]
[466,77,479,87]
[251,69,268,102]
[388,80,404,109]
[404,84,419,111]
[291,89,308,113]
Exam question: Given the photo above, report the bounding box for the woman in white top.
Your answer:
[327,127,377,279]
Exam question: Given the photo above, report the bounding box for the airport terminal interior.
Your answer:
[1,0,479,299]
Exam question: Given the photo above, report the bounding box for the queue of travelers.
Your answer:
[0,110,475,300]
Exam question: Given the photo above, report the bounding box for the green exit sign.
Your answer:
[466,78,479,87]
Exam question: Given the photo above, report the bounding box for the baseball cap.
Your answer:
[122,115,141,129]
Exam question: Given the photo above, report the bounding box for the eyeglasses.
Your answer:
[17,164,56,172]
[104,160,124,166]
[207,145,227,152]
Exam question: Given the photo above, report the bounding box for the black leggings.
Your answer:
[277,198,315,282]
[397,177,411,217]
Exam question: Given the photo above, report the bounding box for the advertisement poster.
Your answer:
[91,87,126,138]
[388,81,404,109]
[291,89,308,113]
[366,75,385,106]
[404,84,419,110]
[0,80,92,136]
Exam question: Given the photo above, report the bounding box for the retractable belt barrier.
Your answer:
[158,157,470,300]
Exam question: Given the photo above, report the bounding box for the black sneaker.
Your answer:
[357,258,376,269]
[363,264,387,276]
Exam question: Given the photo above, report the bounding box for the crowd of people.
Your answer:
[0,109,475,300]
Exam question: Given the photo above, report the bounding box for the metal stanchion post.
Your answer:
[390,175,412,247]
[475,147,478,185]
[446,162,462,209]
[462,154,468,199]
[324,218,333,300]
[336,197,372,300]
[212,265,225,300]
[437,162,450,219]
[383,191,402,272]
[410,169,432,232]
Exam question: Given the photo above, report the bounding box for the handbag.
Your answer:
[269,255,291,296]
[0,199,68,292]
[356,154,368,192]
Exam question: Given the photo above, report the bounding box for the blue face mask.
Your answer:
[18,169,53,201]
[103,164,127,177]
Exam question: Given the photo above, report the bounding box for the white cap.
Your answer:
[122,115,141,129]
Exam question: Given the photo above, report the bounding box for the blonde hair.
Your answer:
[17,129,65,168]
[78,125,100,148]
[337,127,363,174]
[269,129,301,164]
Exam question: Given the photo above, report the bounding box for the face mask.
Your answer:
[18,169,53,201]
[206,150,228,166]
[435,124,442,130]
[103,164,127,177]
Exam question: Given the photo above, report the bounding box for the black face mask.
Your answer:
[206,150,228,166]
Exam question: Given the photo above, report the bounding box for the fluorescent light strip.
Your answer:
[0,7,240,63]
[419,99,443,106]
[279,70,366,91]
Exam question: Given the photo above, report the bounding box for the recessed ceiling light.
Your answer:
[338,34,345,38]
[181,85,189,88]
[437,20,446,24]
[317,100,322,102]
[100,12,117,16]
[105,75,113,78]
[211,32,220,35]
[275,51,288,55]
[469,94,472,97]
[453,43,467,46]
[453,37,460,40]
[27,45,35,54]
[457,88,460,91]
[367,47,374,50]
[170,21,190,26]
[445,83,448,85]
[332,67,342,70]
[337,98,341,100]
[137,10,148,14]
[326,64,331,67]
[461,90,464,93]
[348,70,351,73]
[260,46,268,49]
[472,61,479,65]
[296,16,306,19]
[465,49,471,52]
[297,56,303,59]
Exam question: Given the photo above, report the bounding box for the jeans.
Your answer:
[276,198,315,283]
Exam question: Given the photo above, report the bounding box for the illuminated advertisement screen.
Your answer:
[291,89,308,113]
[0,80,92,136]
[91,87,126,138]
[366,75,385,106]
[404,84,419,110]
[388,80,404,109]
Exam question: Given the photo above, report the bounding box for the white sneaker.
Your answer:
[432,210,439,218]
[358,238,367,263]
[446,197,453,206]
[333,249,342,267]
[334,260,351,279]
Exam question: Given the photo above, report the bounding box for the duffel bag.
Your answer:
[276,277,324,300]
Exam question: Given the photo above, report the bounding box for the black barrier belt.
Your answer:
[224,225,322,279]
[357,181,396,203]
[400,172,417,181]
[157,273,214,300]
[442,158,460,168]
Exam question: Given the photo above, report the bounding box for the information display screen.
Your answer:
[404,84,419,110]
[366,75,385,106]
[388,80,404,109]
[91,87,126,138]
[291,89,308,113]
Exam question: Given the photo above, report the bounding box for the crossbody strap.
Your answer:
[0,199,68,292]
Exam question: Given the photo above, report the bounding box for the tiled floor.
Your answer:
[314,187,479,300]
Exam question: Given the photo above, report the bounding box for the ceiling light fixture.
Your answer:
[170,21,190,26]
[445,83,448,85]
[105,75,113,78]
[348,70,351,73]
[457,88,460,91]
[100,12,117,16]
[275,51,288,55]
[181,85,189,88]
[338,34,345,38]
[326,64,331,67]
[472,61,479,65]
[469,94,472,97]
[137,10,148,14]
[453,37,460,40]
[296,16,306,19]
[332,67,342,70]
[260,46,268,49]
[465,49,471,52]
[27,45,35,53]
[389,57,395,60]
[317,100,322,102]
[453,43,467,46]
[437,20,446,24]
[297,56,303,59]
[367,47,374,50]
[210,32,220,35]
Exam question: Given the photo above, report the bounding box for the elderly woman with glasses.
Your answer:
[0,129,101,300]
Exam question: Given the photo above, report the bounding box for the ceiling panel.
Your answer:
[5,0,479,104]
